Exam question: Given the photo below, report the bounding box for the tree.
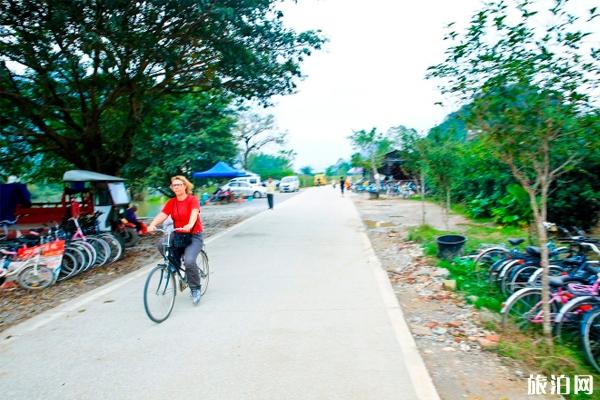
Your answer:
[247,150,295,180]
[421,133,460,228]
[0,0,324,175]
[234,112,287,169]
[387,125,429,224]
[299,166,314,176]
[121,90,237,196]
[427,0,600,346]
[348,128,391,192]
[324,158,350,177]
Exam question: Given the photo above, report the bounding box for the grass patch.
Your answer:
[408,221,600,397]
[498,330,600,398]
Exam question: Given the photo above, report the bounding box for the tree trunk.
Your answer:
[371,156,380,192]
[525,184,553,349]
[420,171,426,226]
[445,188,451,229]
[534,213,553,349]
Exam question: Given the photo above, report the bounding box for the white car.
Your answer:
[228,175,261,186]
[279,176,300,192]
[220,181,266,198]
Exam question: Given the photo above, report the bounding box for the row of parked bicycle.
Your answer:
[0,213,126,290]
[352,180,419,197]
[471,225,600,372]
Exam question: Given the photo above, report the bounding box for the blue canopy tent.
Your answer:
[192,162,247,179]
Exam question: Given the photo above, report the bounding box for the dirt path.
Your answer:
[352,193,560,400]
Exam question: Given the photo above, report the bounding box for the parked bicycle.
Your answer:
[143,229,209,323]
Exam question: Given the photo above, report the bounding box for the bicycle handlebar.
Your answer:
[581,242,600,256]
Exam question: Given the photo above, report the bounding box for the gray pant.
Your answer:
[157,233,204,289]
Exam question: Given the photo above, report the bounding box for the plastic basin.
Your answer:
[436,234,467,260]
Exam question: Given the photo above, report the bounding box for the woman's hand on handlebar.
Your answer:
[175,225,192,233]
[148,225,164,234]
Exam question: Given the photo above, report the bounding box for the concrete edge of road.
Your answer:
[351,201,441,400]
[1,190,309,342]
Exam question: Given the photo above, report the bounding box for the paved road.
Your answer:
[0,187,438,400]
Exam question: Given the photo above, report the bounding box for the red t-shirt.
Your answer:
[161,195,202,234]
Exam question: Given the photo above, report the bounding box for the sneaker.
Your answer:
[191,288,201,305]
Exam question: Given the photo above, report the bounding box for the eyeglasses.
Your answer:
[171,183,184,187]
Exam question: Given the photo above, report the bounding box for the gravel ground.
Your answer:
[351,193,561,400]
[0,192,297,332]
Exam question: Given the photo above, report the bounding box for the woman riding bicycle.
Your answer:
[147,175,204,305]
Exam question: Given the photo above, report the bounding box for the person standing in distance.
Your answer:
[266,177,276,210]
[147,175,204,305]
[339,176,345,196]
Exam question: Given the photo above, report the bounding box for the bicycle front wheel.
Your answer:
[502,288,546,331]
[143,265,176,323]
[18,264,54,290]
[581,307,600,373]
[197,250,209,296]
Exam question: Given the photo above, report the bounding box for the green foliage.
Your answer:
[247,150,295,180]
[386,125,422,178]
[426,1,600,230]
[348,128,392,184]
[548,160,600,230]
[324,159,351,177]
[121,91,237,195]
[0,0,324,175]
[299,166,314,176]
[490,183,531,225]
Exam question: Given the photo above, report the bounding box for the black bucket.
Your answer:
[436,234,467,260]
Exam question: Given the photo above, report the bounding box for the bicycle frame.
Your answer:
[156,230,187,293]
[523,277,600,324]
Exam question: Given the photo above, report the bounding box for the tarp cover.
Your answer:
[347,167,364,175]
[63,170,125,182]
[193,162,247,178]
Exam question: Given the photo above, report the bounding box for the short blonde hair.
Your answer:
[170,175,194,195]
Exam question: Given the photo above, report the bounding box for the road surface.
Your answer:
[0,187,438,400]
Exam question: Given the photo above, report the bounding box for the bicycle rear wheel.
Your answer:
[87,236,111,267]
[57,251,78,281]
[144,265,176,323]
[99,233,124,262]
[197,250,209,296]
[581,307,600,373]
[555,296,600,344]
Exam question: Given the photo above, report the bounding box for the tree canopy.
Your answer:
[122,90,238,195]
[0,0,324,176]
[246,150,294,179]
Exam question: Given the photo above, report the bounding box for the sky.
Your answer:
[260,0,484,171]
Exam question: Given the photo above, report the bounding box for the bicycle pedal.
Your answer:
[179,280,188,292]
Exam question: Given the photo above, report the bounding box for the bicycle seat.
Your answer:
[584,264,600,276]
[525,246,541,257]
[508,238,525,246]
[549,276,566,288]
[562,256,584,266]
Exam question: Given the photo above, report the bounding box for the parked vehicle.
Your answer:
[14,170,138,246]
[228,174,261,186]
[313,174,327,186]
[220,181,266,198]
[279,176,300,192]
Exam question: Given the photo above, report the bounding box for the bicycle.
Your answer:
[143,229,209,323]
[501,262,600,332]
[0,237,63,290]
